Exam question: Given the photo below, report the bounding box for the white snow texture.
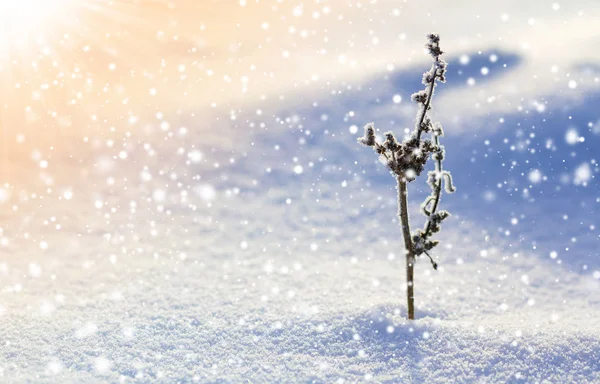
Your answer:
[1,0,600,383]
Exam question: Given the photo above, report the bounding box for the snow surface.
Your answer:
[1,95,599,382]
[1,175,599,383]
[1,1,600,383]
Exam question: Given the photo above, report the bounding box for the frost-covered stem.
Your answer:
[424,135,443,237]
[423,251,437,268]
[357,33,451,319]
[416,59,439,141]
[376,142,390,161]
[398,177,415,320]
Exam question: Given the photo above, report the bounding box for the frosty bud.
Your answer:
[436,60,448,83]
[420,116,432,132]
[427,33,440,44]
[432,122,444,137]
[426,33,443,57]
[428,210,450,233]
[411,91,428,104]
[358,123,376,146]
[384,132,399,151]
[433,210,450,222]
[412,229,440,256]
[422,72,434,85]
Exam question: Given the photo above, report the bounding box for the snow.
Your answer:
[1,98,599,381]
[0,200,598,382]
[0,0,599,382]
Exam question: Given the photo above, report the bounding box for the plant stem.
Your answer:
[423,135,443,238]
[398,177,415,320]
[416,59,439,141]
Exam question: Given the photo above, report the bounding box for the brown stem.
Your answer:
[423,135,443,238]
[398,177,415,320]
[415,59,439,141]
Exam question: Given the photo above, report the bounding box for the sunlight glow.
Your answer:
[0,0,68,38]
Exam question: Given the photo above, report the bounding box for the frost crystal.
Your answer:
[357,123,376,147]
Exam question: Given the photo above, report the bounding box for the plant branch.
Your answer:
[423,135,443,238]
[398,177,415,320]
[416,58,439,141]
[357,34,452,320]
[423,251,438,270]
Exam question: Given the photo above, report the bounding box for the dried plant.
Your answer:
[358,34,455,320]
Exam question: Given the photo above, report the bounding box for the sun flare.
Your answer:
[0,0,209,149]
[0,0,68,39]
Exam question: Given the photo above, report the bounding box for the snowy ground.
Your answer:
[1,0,600,383]
[1,89,599,382]
[1,206,599,384]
